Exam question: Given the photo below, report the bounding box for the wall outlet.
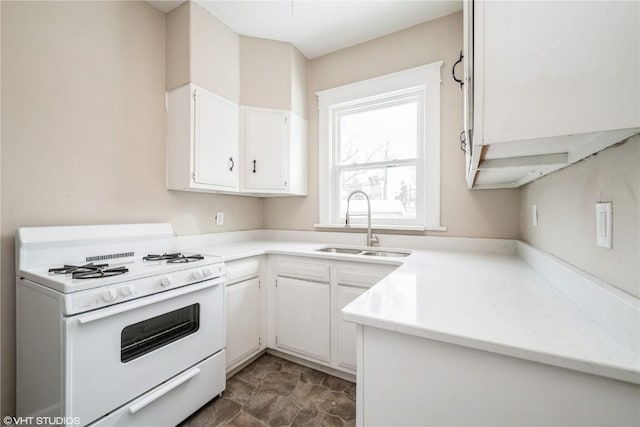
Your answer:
[595,202,612,249]
[532,204,538,227]
[216,212,224,226]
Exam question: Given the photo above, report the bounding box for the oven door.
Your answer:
[64,277,225,426]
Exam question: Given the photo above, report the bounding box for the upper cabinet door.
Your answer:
[242,107,289,192]
[462,0,475,180]
[467,1,640,189]
[166,83,240,194]
[478,0,639,144]
[193,88,239,189]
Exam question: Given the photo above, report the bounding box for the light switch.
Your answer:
[532,205,538,227]
[595,202,612,249]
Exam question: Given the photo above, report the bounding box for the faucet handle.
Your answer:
[370,234,380,246]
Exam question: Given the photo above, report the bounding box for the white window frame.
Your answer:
[316,61,445,231]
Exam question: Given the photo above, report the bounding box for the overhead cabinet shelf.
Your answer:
[463,0,640,189]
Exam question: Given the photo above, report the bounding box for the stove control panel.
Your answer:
[64,262,225,315]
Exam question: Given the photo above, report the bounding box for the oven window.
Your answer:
[121,304,200,363]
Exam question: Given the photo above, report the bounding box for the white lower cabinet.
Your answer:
[225,255,397,375]
[270,256,397,374]
[224,257,264,371]
[275,276,331,363]
[337,285,366,371]
[226,278,260,369]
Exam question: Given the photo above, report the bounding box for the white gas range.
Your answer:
[16,223,226,427]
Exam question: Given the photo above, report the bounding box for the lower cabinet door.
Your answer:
[276,277,330,362]
[337,285,366,370]
[226,278,260,369]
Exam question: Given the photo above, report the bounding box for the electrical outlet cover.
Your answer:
[595,202,612,249]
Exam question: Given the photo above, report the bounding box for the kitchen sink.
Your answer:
[315,247,363,254]
[360,250,411,257]
[315,247,411,257]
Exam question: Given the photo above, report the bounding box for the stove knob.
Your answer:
[102,289,117,302]
[120,285,135,297]
[160,276,172,287]
[202,267,212,277]
[191,270,203,281]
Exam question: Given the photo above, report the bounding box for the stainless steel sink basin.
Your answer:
[315,247,411,257]
[315,247,363,254]
[360,250,411,257]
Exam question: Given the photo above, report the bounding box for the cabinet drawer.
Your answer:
[226,258,260,285]
[336,263,396,288]
[275,258,330,283]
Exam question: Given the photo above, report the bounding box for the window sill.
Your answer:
[313,223,448,232]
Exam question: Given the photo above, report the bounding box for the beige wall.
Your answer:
[263,12,521,238]
[240,37,292,111]
[0,1,262,413]
[166,1,240,102]
[290,46,308,119]
[521,136,640,298]
[239,36,308,119]
[190,1,239,102]
[165,1,190,90]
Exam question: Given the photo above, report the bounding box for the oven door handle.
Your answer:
[128,366,201,414]
[76,277,224,324]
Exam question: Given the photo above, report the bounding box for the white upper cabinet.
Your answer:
[241,106,307,195]
[465,0,640,189]
[166,84,240,193]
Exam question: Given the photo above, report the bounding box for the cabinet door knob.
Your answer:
[229,157,234,171]
[253,160,256,173]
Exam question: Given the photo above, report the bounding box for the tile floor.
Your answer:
[181,353,356,427]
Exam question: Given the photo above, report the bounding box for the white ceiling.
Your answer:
[149,1,462,59]
[148,0,187,13]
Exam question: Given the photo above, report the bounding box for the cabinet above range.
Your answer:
[463,0,640,189]
[164,3,308,197]
[166,84,307,196]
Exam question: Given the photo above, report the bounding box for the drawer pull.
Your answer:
[128,367,200,414]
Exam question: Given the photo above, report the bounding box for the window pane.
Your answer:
[339,164,417,220]
[338,101,418,165]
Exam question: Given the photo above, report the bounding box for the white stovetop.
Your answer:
[20,255,223,293]
[178,231,640,385]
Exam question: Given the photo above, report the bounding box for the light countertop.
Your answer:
[189,237,640,385]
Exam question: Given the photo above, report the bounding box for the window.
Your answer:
[317,62,444,231]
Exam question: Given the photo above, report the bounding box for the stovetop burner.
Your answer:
[167,254,204,263]
[49,263,129,279]
[143,253,204,263]
[143,252,182,261]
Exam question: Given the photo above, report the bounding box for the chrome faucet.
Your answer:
[345,190,379,247]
